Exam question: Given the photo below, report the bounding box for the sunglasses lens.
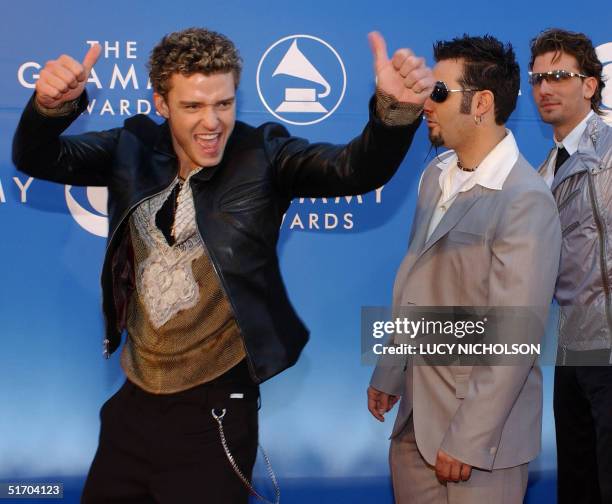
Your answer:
[430,82,448,103]
[553,70,571,82]
[529,73,544,86]
[530,70,577,85]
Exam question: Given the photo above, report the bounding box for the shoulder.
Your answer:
[224,121,293,160]
[504,155,553,199]
[256,121,292,143]
[229,120,291,148]
[488,158,560,244]
[121,114,166,148]
[256,121,289,134]
[252,121,308,162]
[118,114,181,157]
[488,155,558,229]
[587,115,612,157]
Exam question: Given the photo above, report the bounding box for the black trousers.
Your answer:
[81,360,259,504]
[554,364,612,504]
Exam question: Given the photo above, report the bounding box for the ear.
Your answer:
[582,76,598,101]
[153,92,170,119]
[474,90,495,117]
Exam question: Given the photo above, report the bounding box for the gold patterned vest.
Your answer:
[121,178,245,394]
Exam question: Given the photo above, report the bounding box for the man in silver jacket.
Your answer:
[530,28,612,504]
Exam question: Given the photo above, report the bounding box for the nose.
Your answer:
[423,96,435,116]
[201,106,220,130]
[538,78,554,95]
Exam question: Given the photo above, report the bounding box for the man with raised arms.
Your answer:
[13,28,432,503]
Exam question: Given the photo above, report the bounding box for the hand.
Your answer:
[435,449,472,483]
[368,31,434,106]
[367,385,399,422]
[35,44,101,109]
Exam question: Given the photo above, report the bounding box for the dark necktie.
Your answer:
[156,182,182,246]
[554,146,570,175]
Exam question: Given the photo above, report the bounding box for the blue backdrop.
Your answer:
[1,1,611,502]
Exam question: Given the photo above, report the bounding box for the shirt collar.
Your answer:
[554,110,594,155]
[436,129,519,192]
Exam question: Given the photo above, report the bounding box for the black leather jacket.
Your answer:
[13,93,420,383]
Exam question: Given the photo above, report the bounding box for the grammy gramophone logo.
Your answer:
[257,35,347,126]
[65,185,109,237]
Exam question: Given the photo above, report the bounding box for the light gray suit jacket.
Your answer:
[371,150,561,470]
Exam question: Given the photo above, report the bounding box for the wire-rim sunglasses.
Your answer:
[429,80,482,103]
[528,69,588,86]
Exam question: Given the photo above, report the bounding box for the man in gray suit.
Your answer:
[367,35,561,503]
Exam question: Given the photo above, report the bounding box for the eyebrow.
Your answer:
[179,96,236,106]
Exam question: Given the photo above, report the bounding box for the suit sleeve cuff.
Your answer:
[440,431,497,470]
[370,357,407,397]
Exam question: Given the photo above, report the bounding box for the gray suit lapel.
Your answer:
[391,169,442,287]
[410,177,441,257]
[417,185,484,260]
[537,147,555,177]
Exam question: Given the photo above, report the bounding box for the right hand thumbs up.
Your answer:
[368,31,433,106]
[35,44,101,110]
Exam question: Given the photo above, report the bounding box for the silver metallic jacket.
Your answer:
[539,114,612,354]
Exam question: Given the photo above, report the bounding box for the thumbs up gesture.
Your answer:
[369,32,434,105]
[35,44,101,109]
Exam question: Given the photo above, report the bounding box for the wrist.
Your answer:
[375,88,423,126]
[33,97,80,117]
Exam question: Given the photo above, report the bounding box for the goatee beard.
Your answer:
[428,131,444,148]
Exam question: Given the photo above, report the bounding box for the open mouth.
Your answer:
[195,133,221,154]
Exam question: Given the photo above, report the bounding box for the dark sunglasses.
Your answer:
[528,69,588,86]
[429,80,482,103]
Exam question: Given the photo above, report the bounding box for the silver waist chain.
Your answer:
[211,408,281,504]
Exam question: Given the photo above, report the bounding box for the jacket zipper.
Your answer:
[557,188,582,212]
[102,177,178,358]
[103,177,262,381]
[561,221,580,237]
[194,212,261,384]
[586,170,612,353]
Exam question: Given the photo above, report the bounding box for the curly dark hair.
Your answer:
[148,27,242,96]
[433,35,520,125]
[529,28,605,115]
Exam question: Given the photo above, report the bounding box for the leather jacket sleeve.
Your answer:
[12,92,120,187]
[14,92,420,199]
[265,97,421,198]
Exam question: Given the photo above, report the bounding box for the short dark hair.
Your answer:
[529,28,605,115]
[433,35,520,125]
[148,27,242,97]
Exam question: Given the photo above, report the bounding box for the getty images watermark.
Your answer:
[361,306,560,366]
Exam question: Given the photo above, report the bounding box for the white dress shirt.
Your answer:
[542,110,594,188]
[424,129,520,240]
